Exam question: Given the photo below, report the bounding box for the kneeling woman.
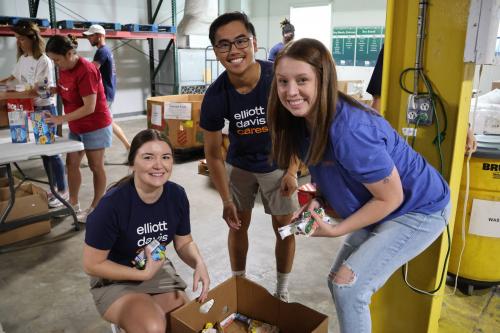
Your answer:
[83,129,210,332]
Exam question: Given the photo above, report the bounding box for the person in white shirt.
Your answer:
[0,20,68,208]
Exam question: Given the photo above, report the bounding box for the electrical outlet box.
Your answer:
[407,94,433,126]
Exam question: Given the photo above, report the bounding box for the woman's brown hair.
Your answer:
[12,20,45,60]
[268,38,366,167]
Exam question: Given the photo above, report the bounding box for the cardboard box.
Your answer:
[0,182,50,246]
[146,94,204,149]
[0,100,7,127]
[337,80,364,98]
[171,277,328,333]
[198,159,209,176]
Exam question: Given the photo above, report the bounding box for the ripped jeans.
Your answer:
[327,202,450,333]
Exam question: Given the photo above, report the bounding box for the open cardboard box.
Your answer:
[171,277,328,333]
[0,182,50,246]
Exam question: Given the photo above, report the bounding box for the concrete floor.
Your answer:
[0,116,498,333]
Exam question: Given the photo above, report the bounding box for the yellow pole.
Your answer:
[371,1,474,332]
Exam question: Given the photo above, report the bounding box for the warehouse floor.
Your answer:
[0,116,498,333]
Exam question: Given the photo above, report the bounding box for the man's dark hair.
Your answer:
[209,11,256,45]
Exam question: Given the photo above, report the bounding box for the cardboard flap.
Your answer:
[236,277,280,324]
[171,277,238,333]
[277,301,329,332]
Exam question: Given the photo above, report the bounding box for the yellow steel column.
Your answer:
[371,0,475,332]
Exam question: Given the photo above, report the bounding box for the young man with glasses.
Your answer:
[200,12,299,302]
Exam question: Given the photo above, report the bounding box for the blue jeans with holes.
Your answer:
[327,202,450,333]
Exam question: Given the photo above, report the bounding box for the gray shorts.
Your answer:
[89,259,187,316]
[226,163,299,215]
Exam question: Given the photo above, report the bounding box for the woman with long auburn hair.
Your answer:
[267,38,450,332]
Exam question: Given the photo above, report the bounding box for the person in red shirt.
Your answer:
[45,34,112,223]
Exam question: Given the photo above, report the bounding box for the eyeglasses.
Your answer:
[214,36,253,53]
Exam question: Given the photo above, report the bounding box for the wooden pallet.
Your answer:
[0,16,50,27]
[173,145,204,162]
[57,20,121,30]
[158,25,176,33]
[122,24,158,32]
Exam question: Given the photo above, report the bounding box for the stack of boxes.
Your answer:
[146,94,204,149]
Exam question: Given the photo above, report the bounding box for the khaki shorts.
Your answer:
[226,163,299,215]
[89,259,187,316]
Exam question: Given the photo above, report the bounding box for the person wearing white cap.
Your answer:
[83,24,131,153]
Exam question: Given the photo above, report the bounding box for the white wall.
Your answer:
[0,0,186,116]
[242,0,386,97]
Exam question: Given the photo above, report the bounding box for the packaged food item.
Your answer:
[31,109,56,144]
[132,239,166,269]
[200,322,217,333]
[8,109,29,143]
[248,320,279,333]
[278,207,333,239]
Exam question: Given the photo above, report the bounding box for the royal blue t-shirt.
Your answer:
[304,98,449,222]
[268,42,284,62]
[85,180,191,267]
[93,45,116,102]
[200,60,276,173]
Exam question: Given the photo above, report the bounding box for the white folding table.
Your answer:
[0,135,84,234]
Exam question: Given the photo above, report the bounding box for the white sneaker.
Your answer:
[273,291,289,303]
[48,191,69,208]
[77,206,94,224]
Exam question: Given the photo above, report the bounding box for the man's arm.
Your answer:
[203,129,241,229]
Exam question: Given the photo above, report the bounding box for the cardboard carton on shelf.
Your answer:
[0,182,50,246]
[171,277,328,333]
[146,94,204,149]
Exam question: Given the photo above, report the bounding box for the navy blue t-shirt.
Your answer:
[302,98,449,222]
[93,45,116,102]
[200,60,276,173]
[85,180,191,267]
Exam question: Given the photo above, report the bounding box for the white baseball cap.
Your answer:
[83,24,105,36]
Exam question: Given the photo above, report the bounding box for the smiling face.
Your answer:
[213,20,257,76]
[275,56,318,125]
[14,33,33,55]
[132,140,173,192]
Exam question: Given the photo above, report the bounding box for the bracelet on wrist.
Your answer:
[223,198,233,206]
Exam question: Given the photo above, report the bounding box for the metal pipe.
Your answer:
[414,0,428,93]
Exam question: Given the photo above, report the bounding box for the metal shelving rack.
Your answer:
[1,0,179,97]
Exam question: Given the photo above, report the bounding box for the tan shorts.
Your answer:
[226,163,299,215]
[89,259,187,316]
